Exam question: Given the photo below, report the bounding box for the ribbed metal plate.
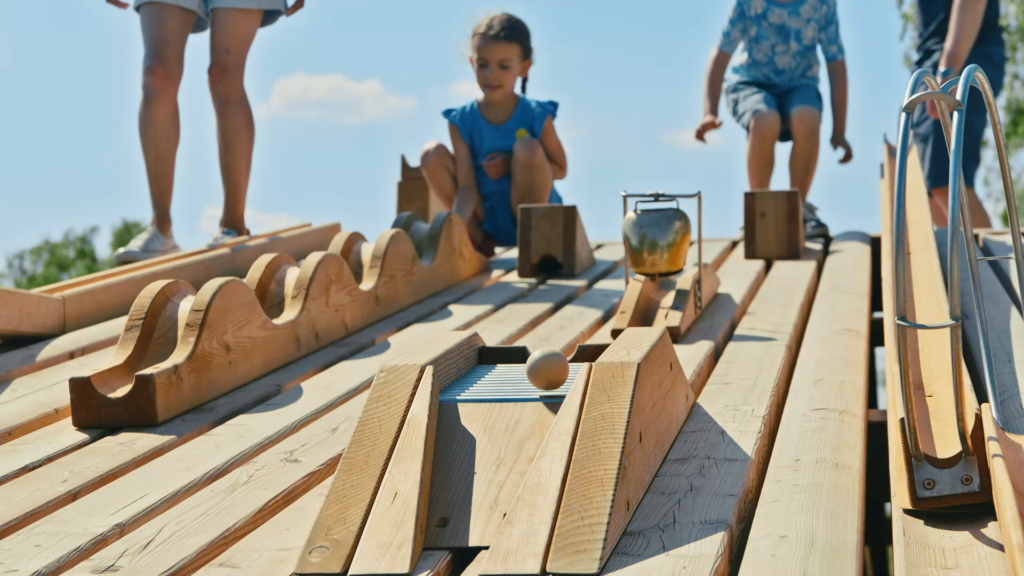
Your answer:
[439,363,583,403]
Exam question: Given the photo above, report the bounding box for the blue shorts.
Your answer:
[134,0,286,33]
[910,53,1005,190]
[725,80,823,143]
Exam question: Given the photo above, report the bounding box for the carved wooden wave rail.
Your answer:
[68,212,487,428]
[0,223,340,338]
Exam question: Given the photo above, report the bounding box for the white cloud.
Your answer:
[199,206,305,237]
[663,128,723,149]
[259,71,416,124]
[449,79,481,98]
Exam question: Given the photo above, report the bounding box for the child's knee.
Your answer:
[748,111,782,141]
[512,137,546,168]
[787,107,822,136]
[420,141,451,172]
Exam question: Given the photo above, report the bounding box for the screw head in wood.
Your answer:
[923,478,935,490]
[526,349,570,391]
[962,475,973,486]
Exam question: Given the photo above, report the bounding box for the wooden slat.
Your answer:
[516,269,626,354]
[738,232,872,575]
[0,288,64,337]
[879,144,1007,574]
[0,421,106,485]
[0,260,519,540]
[481,363,590,575]
[0,316,124,383]
[600,245,821,575]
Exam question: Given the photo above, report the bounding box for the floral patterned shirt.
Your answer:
[718,0,845,87]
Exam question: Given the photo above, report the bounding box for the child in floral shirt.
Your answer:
[696,0,852,239]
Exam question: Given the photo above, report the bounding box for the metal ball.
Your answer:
[526,349,570,391]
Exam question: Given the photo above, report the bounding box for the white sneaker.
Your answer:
[113,226,180,266]
[207,227,249,248]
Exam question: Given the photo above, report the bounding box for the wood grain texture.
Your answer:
[481,363,590,575]
[600,246,820,576]
[517,269,627,355]
[738,232,872,576]
[517,204,595,278]
[0,287,64,337]
[880,144,1008,575]
[0,260,519,544]
[69,212,486,428]
[0,316,124,383]
[547,327,696,574]
[0,420,106,485]
[349,365,442,574]
[743,189,804,260]
[984,406,1024,576]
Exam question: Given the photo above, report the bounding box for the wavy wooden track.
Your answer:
[68,212,487,428]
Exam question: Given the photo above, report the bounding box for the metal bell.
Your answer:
[622,203,692,277]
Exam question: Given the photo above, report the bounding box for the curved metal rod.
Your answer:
[892,69,974,462]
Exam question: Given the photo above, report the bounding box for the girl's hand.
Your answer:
[482,152,512,180]
[694,114,722,142]
[286,0,305,16]
[831,134,853,164]
[106,0,130,9]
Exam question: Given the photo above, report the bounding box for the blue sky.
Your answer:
[0,0,916,257]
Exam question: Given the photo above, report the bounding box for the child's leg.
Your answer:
[510,137,554,215]
[786,106,821,200]
[746,111,781,190]
[420,142,484,241]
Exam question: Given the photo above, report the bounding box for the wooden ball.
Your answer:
[526,349,570,391]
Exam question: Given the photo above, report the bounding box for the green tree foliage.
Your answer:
[1,219,146,289]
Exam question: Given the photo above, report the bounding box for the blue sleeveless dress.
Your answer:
[443,97,562,247]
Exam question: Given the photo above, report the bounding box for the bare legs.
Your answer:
[746,111,780,190]
[745,107,821,202]
[137,5,261,239]
[927,186,993,229]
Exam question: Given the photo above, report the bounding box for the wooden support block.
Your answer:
[517,204,595,278]
[481,363,590,576]
[68,212,487,428]
[349,366,442,575]
[609,275,674,339]
[294,334,483,576]
[546,327,695,575]
[655,264,720,340]
[0,288,64,337]
[398,155,445,222]
[744,190,804,260]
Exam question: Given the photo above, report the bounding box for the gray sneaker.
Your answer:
[803,201,830,240]
[112,226,180,266]
[207,227,249,248]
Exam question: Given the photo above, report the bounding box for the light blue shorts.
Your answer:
[134,0,287,33]
[724,80,823,143]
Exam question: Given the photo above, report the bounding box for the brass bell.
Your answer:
[622,199,692,277]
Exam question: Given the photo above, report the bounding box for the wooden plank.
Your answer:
[0,288,64,337]
[738,232,872,576]
[743,189,804,260]
[517,269,626,354]
[481,363,590,576]
[349,366,442,575]
[66,336,481,576]
[0,421,106,485]
[69,213,486,428]
[517,205,595,278]
[547,328,695,574]
[880,144,1007,574]
[0,316,124,383]
[984,405,1024,576]
[600,246,820,575]
[0,259,519,540]
[59,222,341,332]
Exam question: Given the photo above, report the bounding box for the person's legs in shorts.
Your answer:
[419,141,484,244]
[779,85,824,201]
[726,81,781,190]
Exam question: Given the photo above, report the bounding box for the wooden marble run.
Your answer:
[0,223,339,338]
[67,211,487,428]
[295,327,693,576]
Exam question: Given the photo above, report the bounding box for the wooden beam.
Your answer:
[0,421,106,485]
[738,232,872,576]
[547,327,696,574]
[481,363,590,576]
[0,316,124,383]
[0,259,518,540]
[599,245,820,575]
[68,213,486,428]
[517,205,595,278]
[743,189,804,260]
[0,288,64,337]
[349,365,442,575]
[517,269,627,355]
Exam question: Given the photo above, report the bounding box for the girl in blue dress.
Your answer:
[419,13,567,256]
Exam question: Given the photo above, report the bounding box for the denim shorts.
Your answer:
[725,80,824,142]
[910,53,1005,190]
[134,0,286,33]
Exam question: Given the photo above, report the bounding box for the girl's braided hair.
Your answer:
[472,13,532,95]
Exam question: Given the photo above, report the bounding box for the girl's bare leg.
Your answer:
[510,136,554,217]
[420,142,483,243]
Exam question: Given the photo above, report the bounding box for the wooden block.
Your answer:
[398,155,445,222]
[546,327,695,574]
[738,232,872,576]
[481,363,590,576]
[0,288,64,337]
[517,204,595,278]
[68,212,487,428]
[349,366,442,575]
[609,275,674,339]
[655,264,720,340]
[744,190,804,260]
[294,335,482,576]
